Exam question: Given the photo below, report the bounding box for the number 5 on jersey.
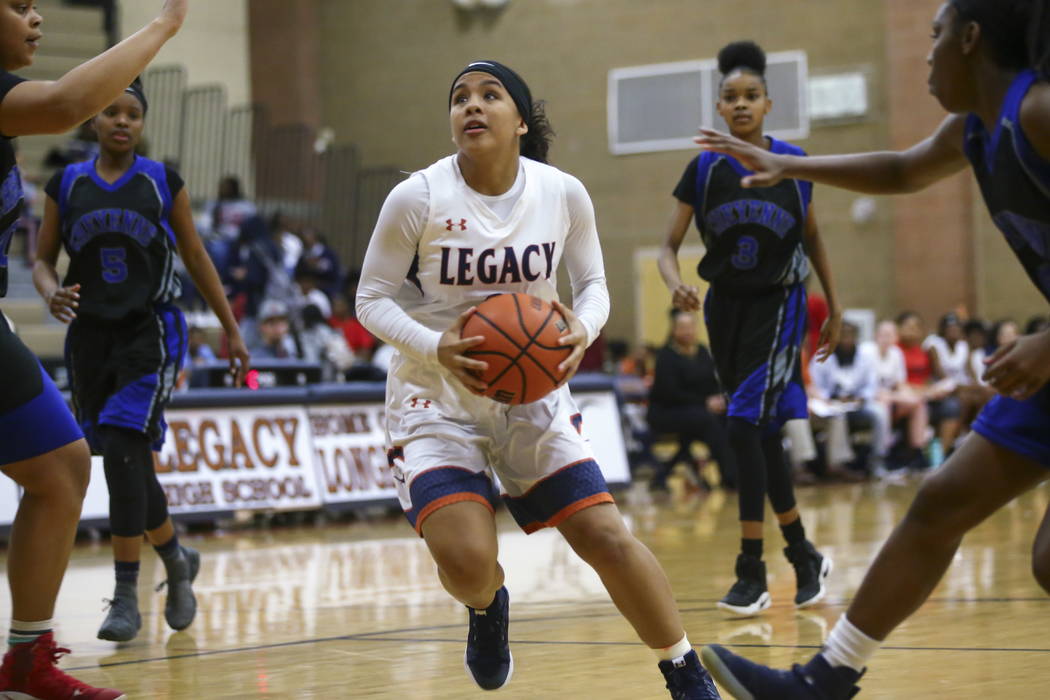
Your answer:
[100,246,128,283]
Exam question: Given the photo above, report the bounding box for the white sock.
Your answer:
[9,619,52,647]
[821,615,880,672]
[655,633,691,662]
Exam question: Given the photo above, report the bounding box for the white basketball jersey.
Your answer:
[394,155,570,335]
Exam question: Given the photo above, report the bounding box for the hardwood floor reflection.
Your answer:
[7,477,1049,698]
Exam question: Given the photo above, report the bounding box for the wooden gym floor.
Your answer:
[7,476,1050,699]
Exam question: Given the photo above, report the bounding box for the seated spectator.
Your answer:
[897,311,955,466]
[923,312,967,453]
[989,318,1020,354]
[298,227,341,298]
[964,319,990,384]
[204,175,257,274]
[298,304,354,380]
[646,309,737,490]
[809,322,882,476]
[294,267,332,320]
[186,326,217,365]
[961,319,996,429]
[330,293,377,363]
[270,211,303,276]
[250,300,301,360]
[871,319,929,472]
[226,216,288,322]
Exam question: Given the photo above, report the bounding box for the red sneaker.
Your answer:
[0,632,125,699]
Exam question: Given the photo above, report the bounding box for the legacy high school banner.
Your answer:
[4,381,631,526]
[155,405,323,513]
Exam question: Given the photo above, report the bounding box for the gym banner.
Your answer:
[155,405,323,513]
[0,377,631,526]
[308,404,399,505]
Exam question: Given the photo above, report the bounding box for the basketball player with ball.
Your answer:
[356,60,720,698]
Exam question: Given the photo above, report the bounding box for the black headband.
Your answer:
[124,83,148,115]
[449,60,532,122]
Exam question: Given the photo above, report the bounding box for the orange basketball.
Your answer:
[461,293,573,404]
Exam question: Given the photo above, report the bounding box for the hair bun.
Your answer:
[717,40,767,76]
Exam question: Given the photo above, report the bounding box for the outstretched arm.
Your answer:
[695,115,970,194]
[0,0,187,136]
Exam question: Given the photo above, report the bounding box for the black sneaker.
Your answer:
[464,586,513,690]
[658,649,722,699]
[717,554,770,616]
[784,541,832,609]
[97,582,141,642]
[701,645,863,699]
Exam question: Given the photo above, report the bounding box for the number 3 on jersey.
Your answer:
[731,235,759,270]
[100,246,128,283]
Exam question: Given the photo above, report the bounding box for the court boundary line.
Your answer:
[64,605,1050,672]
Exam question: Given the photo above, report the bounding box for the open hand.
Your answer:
[694,128,787,188]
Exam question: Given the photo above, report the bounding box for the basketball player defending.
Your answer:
[694,1,1050,697]
[357,61,720,699]
[0,2,188,698]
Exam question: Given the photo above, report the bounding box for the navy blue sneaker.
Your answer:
[658,649,722,699]
[464,586,513,690]
[700,645,862,699]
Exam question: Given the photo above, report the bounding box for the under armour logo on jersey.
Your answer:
[446,218,468,231]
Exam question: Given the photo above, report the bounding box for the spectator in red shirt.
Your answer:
[330,293,376,362]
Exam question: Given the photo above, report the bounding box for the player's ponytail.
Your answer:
[1030,0,1050,79]
[520,100,554,164]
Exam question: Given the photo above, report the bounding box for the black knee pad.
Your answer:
[728,418,767,521]
[101,427,152,537]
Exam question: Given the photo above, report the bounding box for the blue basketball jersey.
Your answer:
[47,156,183,322]
[0,71,26,299]
[963,69,1050,303]
[687,138,813,294]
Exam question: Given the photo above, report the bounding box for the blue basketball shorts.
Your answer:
[971,382,1050,467]
[0,316,83,466]
[704,283,809,429]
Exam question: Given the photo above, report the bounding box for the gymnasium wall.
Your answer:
[304,0,893,344]
[118,0,252,107]
[248,0,1046,343]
